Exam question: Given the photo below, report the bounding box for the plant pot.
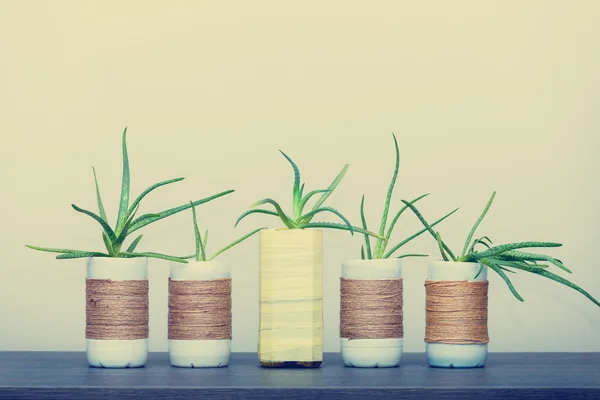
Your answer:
[168,260,232,368]
[258,229,323,368]
[425,261,488,368]
[86,257,149,368]
[340,258,403,368]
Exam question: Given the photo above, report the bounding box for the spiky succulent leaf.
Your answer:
[499,250,570,273]
[235,209,279,227]
[26,245,100,255]
[360,195,372,259]
[383,207,459,259]
[462,191,496,257]
[298,189,331,219]
[119,251,189,263]
[397,253,428,259]
[126,235,143,253]
[71,204,117,242]
[56,252,110,259]
[279,150,301,218]
[123,177,185,228]
[374,133,400,258]
[470,242,562,261]
[115,128,131,235]
[506,262,600,307]
[436,232,450,261]
[299,222,385,240]
[299,207,354,234]
[208,227,265,261]
[190,202,203,261]
[311,164,349,212]
[249,198,295,229]
[480,257,524,301]
[128,189,234,233]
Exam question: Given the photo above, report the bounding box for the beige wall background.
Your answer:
[1,1,599,352]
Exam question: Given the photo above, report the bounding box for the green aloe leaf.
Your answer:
[473,264,485,279]
[360,195,373,259]
[311,164,349,212]
[480,258,524,302]
[400,199,457,261]
[436,232,450,261]
[384,193,430,243]
[250,198,295,229]
[126,235,143,252]
[471,242,562,261]
[499,250,570,273]
[299,207,354,234]
[203,230,208,257]
[375,133,400,258]
[469,236,493,253]
[462,191,496,257]
[115,128,131,235]
[26,245,99,255]
[56,252,110,259]
[507,262,600,307]
[299,222,386,240]
[383,207,459,259]
[279,151,301,218]
[92,167,108,222]
[361,245,366,260]
[298,189,331,219]
[101,233,114,255]
[208,227,265,261]
[119,251,189,263]
[235,209,279,227]
[190,202,203,261]
[128,189,235,233]
[397,253,428,259]
[71,204,117,242]
[115,204,141,245]
[123,177,185,230]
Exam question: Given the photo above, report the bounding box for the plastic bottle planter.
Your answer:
[85,257,149,368]
[168,260,232,368]
[425,261,489,368]
[258,229,323,368]
[340,259,403,368]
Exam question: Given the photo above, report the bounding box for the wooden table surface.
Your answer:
[0,352,599,399]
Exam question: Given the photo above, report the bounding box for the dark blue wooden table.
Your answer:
[0,352,598,399]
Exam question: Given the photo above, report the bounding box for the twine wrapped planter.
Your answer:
[340,259,403,368]
[85,257,149,368]
[258,229,323,368]
[168,260,232,368]
[425,261,489,368]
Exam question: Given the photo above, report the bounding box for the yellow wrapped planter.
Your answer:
[258,229,323,367]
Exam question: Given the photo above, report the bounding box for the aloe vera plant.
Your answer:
[358,133,459,260]
[235,150,384,240]
[26,128,234,263]
[403,191,600,307]
[187,202,265,261]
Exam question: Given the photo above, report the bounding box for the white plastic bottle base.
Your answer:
[426,343,487,368]
[87,339,148,368]
[340,259,403,368]
[425,261,488,368]
[169,339,231,368]
[341,338,403,368]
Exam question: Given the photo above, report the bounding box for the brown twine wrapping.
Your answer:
[168,278,232,340]
[340,278,403,339]
[425,280,489,344]
[86,279,149,340]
